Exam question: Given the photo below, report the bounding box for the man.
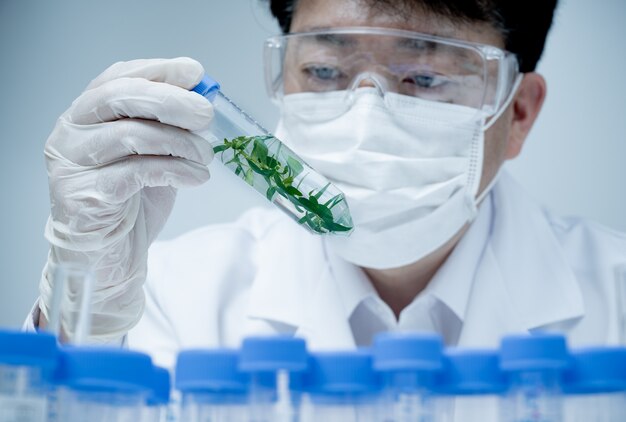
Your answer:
[31,0,625,371]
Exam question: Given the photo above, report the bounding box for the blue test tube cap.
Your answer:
[0,329,58,371]
[176,349,250,394]
[500,333,570,372]
[147,366,171,406]
[372,332,444,371]
[563,347,626,394]
[303,349,382,395]
[239,336,308,373]
[55,347,154,394]
[437,349,507,395]
[191,74,220,102]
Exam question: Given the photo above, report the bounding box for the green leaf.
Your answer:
[286,156,304,178]
[324,194,345,210]
[245,157,273,176]
[244,168,254,186]
[301,213,324,233]
[266,186,277,201]
[313,183,331,200]
[272,172,287,189]
[321,221,353,232]
[266,156,280,170]
[225,156,242,166]
[251,137,269,163]
[285,186,303,197]
[213,144,229,153]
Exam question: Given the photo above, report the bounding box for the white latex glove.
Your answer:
[39,57,214,344]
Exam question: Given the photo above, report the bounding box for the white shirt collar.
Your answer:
[324,192,494,344]
[422,191,493,322]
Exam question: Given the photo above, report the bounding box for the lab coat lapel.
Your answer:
[458,173,585,347]
[293,264,357,350]
[244,217,355,349]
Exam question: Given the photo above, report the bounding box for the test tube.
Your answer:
[500,334,570,422]
[175,349,251,422]
[239,336,308,422]
[562,347,626,422]
[299,349,382,422]
[436,349,507,422]
[372,332,444,422]
[143,366,171,422]
[46,262,95,345]
[0,330,58,422]
[55,347,153,422]
[191,75,353,236]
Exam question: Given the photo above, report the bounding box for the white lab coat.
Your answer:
[127,171,626,370]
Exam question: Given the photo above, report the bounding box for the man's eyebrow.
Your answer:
[397,37,436,52]
[311,33,356,47]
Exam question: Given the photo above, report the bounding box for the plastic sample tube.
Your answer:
[55,348,153,422]
[436,349,506,422]
[45,262,95,345]
[0,330,58,422]
[191,75,354,236]
[239,336,308,422]
[562,347,626,422]
[300,349,382,422]
[143,366,171,422]
[500,334,570,422]
[176,349,251,422]
[372,332,445,422]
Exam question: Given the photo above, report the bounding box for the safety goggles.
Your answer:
[264,27,520,124]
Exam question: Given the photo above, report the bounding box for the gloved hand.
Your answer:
[39,57,214,344]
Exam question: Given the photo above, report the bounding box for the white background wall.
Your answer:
[0,0,624,328]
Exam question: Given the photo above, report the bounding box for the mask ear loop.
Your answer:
[472,74,523,210]
[483,74,523,131]
[475,166,502,205]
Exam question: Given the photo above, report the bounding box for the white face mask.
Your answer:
[275,88,493,269]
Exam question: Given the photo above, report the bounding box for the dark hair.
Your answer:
[267,0,558,73]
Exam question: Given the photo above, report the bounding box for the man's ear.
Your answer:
[505,73,547,159]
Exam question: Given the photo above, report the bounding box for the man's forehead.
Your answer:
[291,0,504,48]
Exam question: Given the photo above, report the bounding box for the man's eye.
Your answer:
[304,65,342,81]
[404,73,447,89]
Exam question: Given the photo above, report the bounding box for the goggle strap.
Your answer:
[483,74,523,131]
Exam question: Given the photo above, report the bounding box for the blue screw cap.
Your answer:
[176,349,250,394]
[372,332,444,371]
[500,333,570,372]
[563,347,626,394]
[239,336,308,373]
[191,74,220,101]
[0,329,58,371]
[56,347,154,393]
[437,349,506,395]
[372,332,444,392]
[147,366,171,406]
[303,349,381,395]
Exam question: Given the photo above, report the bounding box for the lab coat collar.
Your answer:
[245,216,357,349]
[492,172,585,329]
[458,171,585,346]
[325,242,377,320]
[245,217,322,329]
